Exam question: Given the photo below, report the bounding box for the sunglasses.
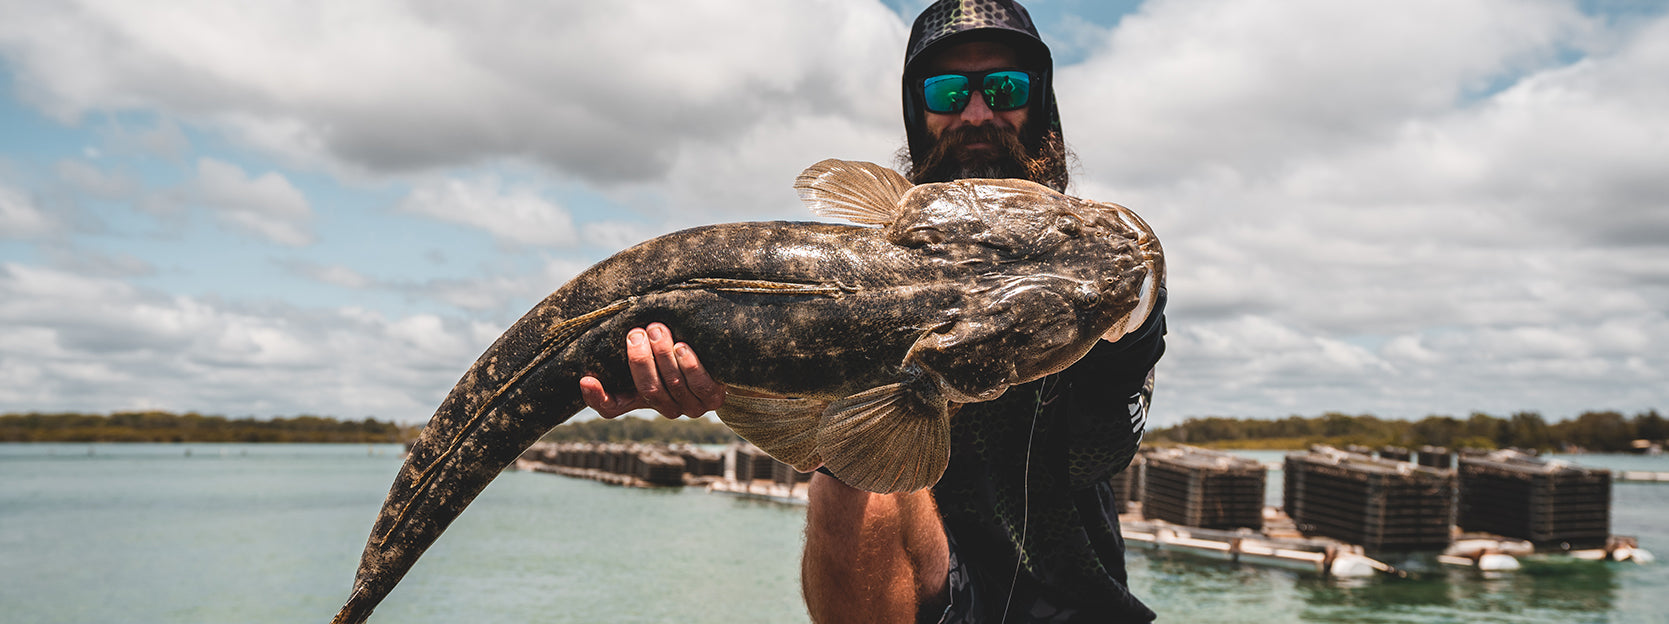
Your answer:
[920,70,1034,114]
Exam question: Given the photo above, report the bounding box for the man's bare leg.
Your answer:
[802,472,950,623]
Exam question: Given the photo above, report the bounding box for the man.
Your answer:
[581,1,1164,622]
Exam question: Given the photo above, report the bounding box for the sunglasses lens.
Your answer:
[981,71,1031,111]
[923,71,1033,113]
[922,74,972,113]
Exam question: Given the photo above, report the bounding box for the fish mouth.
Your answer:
[1101,269,1157,343]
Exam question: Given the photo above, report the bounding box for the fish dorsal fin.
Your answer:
[794,159,913,226]
[816,382,950,494]
[716,391,825,472]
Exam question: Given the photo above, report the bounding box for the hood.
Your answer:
[902,0,1061,167]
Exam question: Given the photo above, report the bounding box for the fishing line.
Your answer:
[1000,374,1056,622]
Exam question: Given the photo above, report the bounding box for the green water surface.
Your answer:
[2,444,1664,623]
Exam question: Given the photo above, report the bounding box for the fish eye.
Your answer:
[1053,214,1084,236]
[900,226,947,247]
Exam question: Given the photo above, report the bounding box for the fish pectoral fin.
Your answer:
[794,159,913,226]
[716,392,826,472]
[817,382,950,494]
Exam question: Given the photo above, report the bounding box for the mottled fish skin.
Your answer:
[330,160,1163,623]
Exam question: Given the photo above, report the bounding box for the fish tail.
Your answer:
[332,299,630,623]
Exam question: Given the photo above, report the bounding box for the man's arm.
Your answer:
[1056,289,1167,488]
[579,322,726,419]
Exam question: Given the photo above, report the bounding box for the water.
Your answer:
[1,443,805,623]
[2,444,1664,623]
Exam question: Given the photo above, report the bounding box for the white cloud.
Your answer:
[189,158,314,246]
[99,117,191,159]
[1051,1,1669,423]
[0,183,55,238]
[579,221,657,252]
[54,159,143,200]
[0,262,486,419]
[398,175,577,248]
[643,113,904,226]
[0,0,1663,424]
[1062,0,1591,183]
[287,261,374,290]
[403,256,591,313]
[0,0,906,186]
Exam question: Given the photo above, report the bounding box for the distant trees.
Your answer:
[0,411,415,443]
[1558,411,1633,452]
[1,410,742,445]
[9,408,1661,450]
[1149,409,1665,452]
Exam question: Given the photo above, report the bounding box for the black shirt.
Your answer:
[931,290,1165,623]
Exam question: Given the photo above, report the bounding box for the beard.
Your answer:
[904,124,1070,191]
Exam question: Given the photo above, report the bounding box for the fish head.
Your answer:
[890,177,1163,342]
[886,178,1086,261]
[903,189,1166,398]
[1047,198,1165,344]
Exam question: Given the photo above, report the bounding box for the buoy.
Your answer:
[1477,553,1521,571]
[1329,553,1379,577]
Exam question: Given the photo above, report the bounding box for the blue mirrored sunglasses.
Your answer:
[921,70,1034,114]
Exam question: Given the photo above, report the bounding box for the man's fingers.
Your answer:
[625,327,678,417]
[675,344,727,412]
[613,323,722,419]
[647,324,705,417]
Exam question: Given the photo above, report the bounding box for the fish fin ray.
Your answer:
[817,383,950,493]
[794,159,913,226]
[717,393,826,471]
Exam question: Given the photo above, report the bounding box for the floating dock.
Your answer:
[1416,445,1453,469]
[1120,509,1394,578]
[1616,470,1669,483]
[1284,446,1455,552]
[1457,449,1610,549]
[1140,446,1265,530]
[516,440,815,502]
[516,441,721,488]
[515,441,1652,575]
[711,442,812,503]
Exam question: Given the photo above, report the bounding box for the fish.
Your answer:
[329,159,1164,624]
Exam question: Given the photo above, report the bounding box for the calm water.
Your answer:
[1,444,1664,624]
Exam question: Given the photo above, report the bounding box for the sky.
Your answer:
[1,0,1665,427]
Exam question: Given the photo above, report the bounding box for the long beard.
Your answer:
[906,125,1069,191]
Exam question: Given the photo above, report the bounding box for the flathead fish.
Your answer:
[330,159,1163,623]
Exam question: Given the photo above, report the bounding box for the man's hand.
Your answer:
[579,322,726,419]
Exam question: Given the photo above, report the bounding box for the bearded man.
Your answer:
[582,1,1165,622]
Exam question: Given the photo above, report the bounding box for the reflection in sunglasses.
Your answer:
[922,70,1033,114]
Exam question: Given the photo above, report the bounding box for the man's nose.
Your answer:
[960,91,994,125]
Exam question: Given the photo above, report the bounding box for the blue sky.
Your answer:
[2,0,1666,426]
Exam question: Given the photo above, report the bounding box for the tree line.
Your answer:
[1,411,417,443]
[13,409,1660,451]
[1147,410,1666,452]
[1,410,740,445]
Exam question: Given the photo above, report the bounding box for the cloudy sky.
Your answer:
[1,0,1664,427]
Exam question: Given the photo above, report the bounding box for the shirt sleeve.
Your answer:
[1056,287,1166,489]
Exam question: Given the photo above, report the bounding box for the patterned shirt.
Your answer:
[932,290,1165,623]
